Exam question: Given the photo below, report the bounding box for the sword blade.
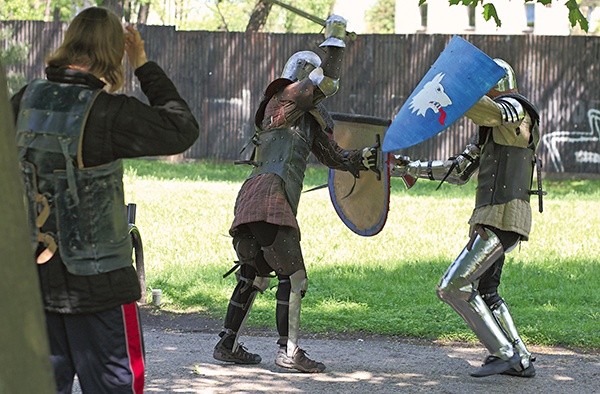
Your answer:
[266,0,327,27]
[265,0,357,40]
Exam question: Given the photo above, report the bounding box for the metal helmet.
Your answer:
[493,58,518,92]
[280,50,321,82]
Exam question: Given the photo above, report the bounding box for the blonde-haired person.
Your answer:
[11,6,198,393]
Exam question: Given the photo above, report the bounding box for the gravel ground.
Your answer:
[130,306,600,394]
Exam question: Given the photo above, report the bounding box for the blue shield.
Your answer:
[382,35,505,152]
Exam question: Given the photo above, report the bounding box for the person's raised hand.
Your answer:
[124,24,148,70]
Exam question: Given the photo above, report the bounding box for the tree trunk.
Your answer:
[138,3,150,24]
[102,0,124,18]
[0,67,55,394]
[246,0,273,32]
[52,6,61,22]
[123,0,132,23]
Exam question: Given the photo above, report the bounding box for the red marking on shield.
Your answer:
[439,107,447,125]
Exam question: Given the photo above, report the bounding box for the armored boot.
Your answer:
[213,330,261,364]
[275,346,325,373]
[480,354,536,378]
[479,300,536,377]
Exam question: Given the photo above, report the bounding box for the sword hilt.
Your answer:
[372,134,382,180]
[528,156,546,213]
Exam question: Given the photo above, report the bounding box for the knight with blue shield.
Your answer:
[392,59,541,378]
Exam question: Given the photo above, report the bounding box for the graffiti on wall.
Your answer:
[541,109,600,173]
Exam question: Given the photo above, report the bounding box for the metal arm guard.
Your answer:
[319,14,347,48]
[496,97,526,124]
[309,66,339,97]
[310,42,344,97]
[391,143,480,185]
[315,15,346,97]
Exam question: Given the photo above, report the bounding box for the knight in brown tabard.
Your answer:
[212,15,378,373]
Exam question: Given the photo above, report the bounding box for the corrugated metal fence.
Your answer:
[3,21,600,174]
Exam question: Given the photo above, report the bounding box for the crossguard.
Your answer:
[372,134,382,180]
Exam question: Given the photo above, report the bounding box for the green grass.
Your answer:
[124,159,600,350]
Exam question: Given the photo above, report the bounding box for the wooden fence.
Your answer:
[3,21,600,174]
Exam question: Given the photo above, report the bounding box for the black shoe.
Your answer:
[213,334,261,364]
[275,347,325,373]
[475,354,536,378]
[470,353,521,377]
[503,363,536,378]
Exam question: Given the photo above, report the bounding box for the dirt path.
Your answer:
[138,307,600,394]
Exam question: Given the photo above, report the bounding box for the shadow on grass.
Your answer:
[146,258,600,350]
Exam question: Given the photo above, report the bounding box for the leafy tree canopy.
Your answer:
[0,0,593,33]
[419,0,590,32]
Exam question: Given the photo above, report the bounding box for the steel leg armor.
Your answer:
[437,228,517,360]
[223,263,270,352]
[491,301,533,369]
[260,227,307,354]
[226,226,307,353]
[286,269,308,357]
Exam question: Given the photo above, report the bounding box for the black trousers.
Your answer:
[478,226,521,306]
[225,221,302,346]
[45,303,145,394]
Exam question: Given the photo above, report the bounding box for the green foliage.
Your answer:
[566,0,589,31]
[123,159,600,349]
[481,3,500,27]
[0,0,46,19]
[157,0,256,31]
[1,0,590,33]
[0,27,29,95]
[0,0,85,21]
[421,0,590,32]
[365,0,396,33]
[53,0,86,21]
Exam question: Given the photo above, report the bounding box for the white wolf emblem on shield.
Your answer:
[408,72,452,125]
[383,36,505,153]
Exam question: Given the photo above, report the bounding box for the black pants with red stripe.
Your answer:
[45,302,145,394]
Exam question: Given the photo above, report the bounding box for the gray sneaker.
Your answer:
[213,336,261,364]
[481,355,536,378]
[275,347,325,373]
[470,353,521,377]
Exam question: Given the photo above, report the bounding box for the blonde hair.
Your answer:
[46,7,125,92]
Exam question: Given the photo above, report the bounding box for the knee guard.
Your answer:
[261,227,305,276]
[233,233,260,264]
[437,228,503,303]
[233,232,272,276]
